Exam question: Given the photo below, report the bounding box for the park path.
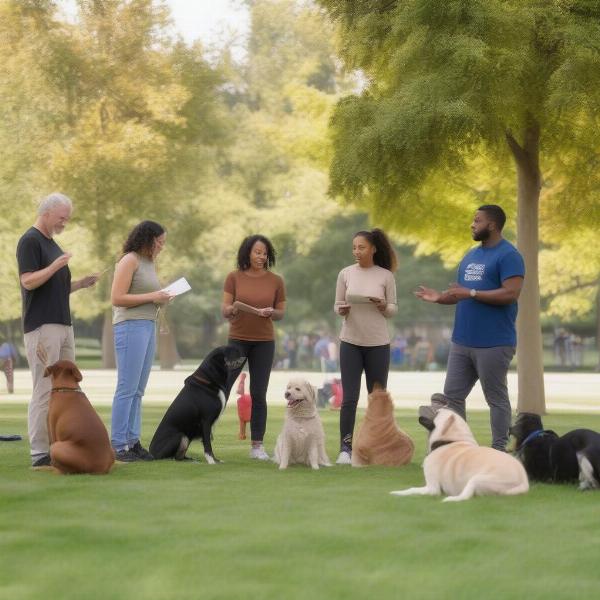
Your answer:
[2,368,599,412]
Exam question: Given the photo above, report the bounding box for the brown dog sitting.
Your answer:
[352,386,414,467]
[45,360,114,474]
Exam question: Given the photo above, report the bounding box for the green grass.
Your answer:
[1,406,600,600]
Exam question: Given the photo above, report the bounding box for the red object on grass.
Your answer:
[236,373,252,439]
[330,379,343,410]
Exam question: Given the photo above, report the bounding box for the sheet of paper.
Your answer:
[346,294,383,304]
[162,277,192,296]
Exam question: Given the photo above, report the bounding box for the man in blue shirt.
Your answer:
[415,205,525,450]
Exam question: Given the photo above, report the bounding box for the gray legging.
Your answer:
[339,341,390,451]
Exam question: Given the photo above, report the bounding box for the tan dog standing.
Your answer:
[45,360,114,474]
[273,378,331,470]
[352,387,414,467]
[391,408,528,502]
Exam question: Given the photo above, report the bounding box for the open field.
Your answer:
[1,373,600,599]
[3,368,600,413]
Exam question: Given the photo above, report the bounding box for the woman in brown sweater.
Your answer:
[222,235,286,460]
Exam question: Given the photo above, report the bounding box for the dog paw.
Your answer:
[442,495,467,503]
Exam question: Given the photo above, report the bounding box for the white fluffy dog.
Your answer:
[391,409,529,502]
[273,378,331,470]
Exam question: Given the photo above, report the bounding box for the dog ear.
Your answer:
[307,384,317,403]
[372,382,384,392]
[43,365,57,378]
[418,416,436,431]
[438,412,456,438]
[69,364,83,382]
[418,406,437,431]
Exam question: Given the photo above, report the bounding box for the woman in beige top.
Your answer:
[334,228,398,464]
[110,221,171,462]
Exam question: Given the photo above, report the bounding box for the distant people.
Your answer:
[391,334,407,366]
[433,338,451,368]
[296,334,312,369]
[221,234,286,460]
[16,192,99,467]
[413,337,433,371]
[415,205,524,451]
[553,328,569,367]
[334,228,398,464]
[0,342,18,393]
[284,334,298,369]
[313,334,339,371]
[570,334,583,367]
[110,221,171,462]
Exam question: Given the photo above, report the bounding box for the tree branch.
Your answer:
[543,278,599,301]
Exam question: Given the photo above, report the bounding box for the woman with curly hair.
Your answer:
[221,234,286,460]
[333,228,398,465]
[110,220,171,462]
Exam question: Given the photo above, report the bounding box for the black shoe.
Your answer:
[115,449,140,463]
[32,454,51,467]
[130,441,154,461]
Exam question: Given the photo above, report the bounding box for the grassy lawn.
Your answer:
[1,405,600,600]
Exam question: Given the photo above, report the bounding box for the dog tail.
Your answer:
[577,451,600,491]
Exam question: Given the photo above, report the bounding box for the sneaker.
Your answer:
[32,454,51,467]
[130,441,154,461]
[249,445,270,461]
[335,450,352,465]
[175,436,190,461]
[115,449,140,463]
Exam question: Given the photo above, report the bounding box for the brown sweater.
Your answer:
[224,270,286,341]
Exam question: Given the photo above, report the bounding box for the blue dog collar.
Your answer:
[519,429,545,450]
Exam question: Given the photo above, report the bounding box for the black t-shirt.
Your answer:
[16,227,72,333]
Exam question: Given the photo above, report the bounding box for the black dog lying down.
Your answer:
[149,346,247,464]
[510,412,600,490]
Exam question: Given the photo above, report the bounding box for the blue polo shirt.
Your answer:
[452,239,525,348]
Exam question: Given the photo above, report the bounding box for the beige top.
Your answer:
[334,264,397,346]
[112,255,161,325]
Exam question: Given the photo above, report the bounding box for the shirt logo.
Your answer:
[464,263,484,282]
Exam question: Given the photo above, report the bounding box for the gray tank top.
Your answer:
[112,255,161,324]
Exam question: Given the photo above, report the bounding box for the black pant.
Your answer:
[227,339,275,442]
[339,341,390,451]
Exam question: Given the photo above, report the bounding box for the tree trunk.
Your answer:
[507,123,546,415]
[200,314,217,351]
[596,281,600,372]
[101,310,116,368]
[158,317,180,370]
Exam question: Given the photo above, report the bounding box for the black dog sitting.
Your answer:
[510,412,600,490]
[149,346,247,464]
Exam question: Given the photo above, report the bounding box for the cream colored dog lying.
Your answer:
[273,379,331,470]
[391,409,529,502]
[352,387,414,467]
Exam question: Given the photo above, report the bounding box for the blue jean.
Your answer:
[111,319,156,451]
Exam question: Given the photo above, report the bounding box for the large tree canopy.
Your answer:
[318,0,600,413]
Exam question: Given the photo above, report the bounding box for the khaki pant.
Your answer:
[24,324,75,461]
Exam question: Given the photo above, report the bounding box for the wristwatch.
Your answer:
[469,288,477,298]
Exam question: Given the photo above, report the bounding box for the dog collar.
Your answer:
[517,429,545,450]
[51,387,83,393]
[430,440,453,451]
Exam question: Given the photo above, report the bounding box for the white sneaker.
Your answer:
[336,450,352,465]
[249,445,270,461]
